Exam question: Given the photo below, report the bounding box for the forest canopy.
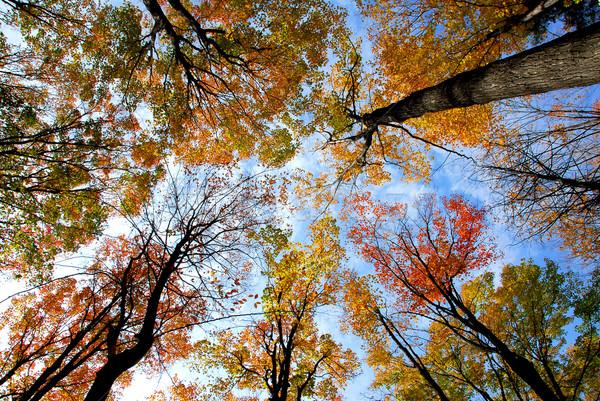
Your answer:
[0,0,599,400]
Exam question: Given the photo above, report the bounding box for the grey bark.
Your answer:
[362,21,600,127]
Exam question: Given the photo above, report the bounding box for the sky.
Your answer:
[1,0,598,399]
[125,2,592,398]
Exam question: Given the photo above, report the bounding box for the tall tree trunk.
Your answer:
[84,235,189,401]
[449,293,565,401]
[362,21,600,126]
[83,344,153,401]
[376,312,451,401]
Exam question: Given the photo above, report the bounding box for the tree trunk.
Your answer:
[84,344,153,401]
[451,295,564,401]
[377,313,451,401]
[362,21,600,126]
[84,235,189,401]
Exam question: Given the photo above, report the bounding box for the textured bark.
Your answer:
[363,21,600,126]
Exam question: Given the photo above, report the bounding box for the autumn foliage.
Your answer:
[1,0,600,399]
[192,218,359,401]
[345,193,497,308]
[365,260,600,400]
[0,168,279,400]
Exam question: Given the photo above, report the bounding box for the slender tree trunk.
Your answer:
[362,21,600,126]
[376,312,451,401]
[485,164,600,194]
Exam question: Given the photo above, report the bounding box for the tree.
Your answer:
[309,0,600,259]
[4,0,347,167]
[0,1,165,280]
[360,21,600,126]
[367,260,600,401]
[192,218,359,401]
[357,0,599,97]
[0,0,348,279]
[324,21,600,184]
[480,98,600,261]
[305,0,599,189]
[0,48,163,281]
[343,194,580,401]
[0,167,279,400]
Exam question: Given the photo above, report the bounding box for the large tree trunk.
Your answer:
[362,21,600,126]
[84,345,152,401]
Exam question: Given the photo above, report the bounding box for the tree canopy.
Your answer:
[0,0,599,399]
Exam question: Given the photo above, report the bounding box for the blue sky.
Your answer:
[2,0,598,399]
